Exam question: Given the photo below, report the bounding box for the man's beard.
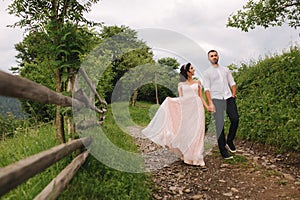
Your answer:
[210,59,218,64]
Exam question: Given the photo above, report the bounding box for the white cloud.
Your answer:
[0,1,23,73]
[0,0,299,75]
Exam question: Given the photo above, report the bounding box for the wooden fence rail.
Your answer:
[0,71,83,108]
[0,137,92,197]
[34,150,90,200]
[0,70,106,198]
[0,70,106,115]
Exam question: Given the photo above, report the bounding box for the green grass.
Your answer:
[0,124,71,199]
[223,154,247,165]
[129,101,157,126]
[0,103,153,200]
[60,102,152,199]
[108,101,154,128]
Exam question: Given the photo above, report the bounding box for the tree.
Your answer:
[132,58,179,104]
[153,57,179,104]
[118,62,178,105]
[14,24,99,123]
[92,26,155,103]
[158,57,180,70]
[227,0,300,31]
[8,0,101,143]
[7,1,101,31]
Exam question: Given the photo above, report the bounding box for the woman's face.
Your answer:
[188,65,195,76]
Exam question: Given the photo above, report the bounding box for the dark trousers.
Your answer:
[212,97,239,153]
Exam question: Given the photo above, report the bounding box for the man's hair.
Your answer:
[208,49,218,55]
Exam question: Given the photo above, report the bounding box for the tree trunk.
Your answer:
[131,89,138,107]
[55,69,65,143]
[155,73,159,105]
[66,68,76,141]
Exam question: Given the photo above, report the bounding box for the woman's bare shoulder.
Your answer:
[194,80,201,84]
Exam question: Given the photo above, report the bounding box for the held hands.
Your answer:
[208,104,216,113]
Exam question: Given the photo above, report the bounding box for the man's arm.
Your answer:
[227,68,236,98]
[203,71,215,112]
[205,90,215,112]
[231,85,237,98]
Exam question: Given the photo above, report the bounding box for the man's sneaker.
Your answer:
[226,142,237,153]
[221,151,233,160]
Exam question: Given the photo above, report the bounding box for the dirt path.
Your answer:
[127,126,300,200]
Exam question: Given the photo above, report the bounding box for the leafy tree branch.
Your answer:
[227,0,300,31]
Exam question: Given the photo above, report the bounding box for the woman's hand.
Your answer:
[208,104,216,113]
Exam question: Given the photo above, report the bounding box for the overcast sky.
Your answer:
[0,0,299,76]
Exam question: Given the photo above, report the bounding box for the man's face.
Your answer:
[208,52,219,65]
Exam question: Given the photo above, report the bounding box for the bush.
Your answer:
[0,113,22,139]
[234,46,300,152]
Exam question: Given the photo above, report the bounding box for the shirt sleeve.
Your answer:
[203,71,210,91]
[226,68,236,87]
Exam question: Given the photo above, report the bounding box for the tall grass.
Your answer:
[0,103,153,199]
[0,124,71,199]
[59,102,152,199]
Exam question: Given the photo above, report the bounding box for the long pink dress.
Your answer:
[142,82,205,166]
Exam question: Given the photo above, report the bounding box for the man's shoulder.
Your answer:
[220,65,230,71]
[204,66,213,73]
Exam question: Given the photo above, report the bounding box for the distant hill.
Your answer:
[0,96,26,118]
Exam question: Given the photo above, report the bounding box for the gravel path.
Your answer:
[126,126,300,200]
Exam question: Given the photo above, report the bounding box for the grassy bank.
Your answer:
[0,102,153,200]
[234,47,300,152]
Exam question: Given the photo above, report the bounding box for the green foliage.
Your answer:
[14,30,57,120]
[158,57,180,70]
[12,22,100,122]
[59,103,152,199]
[59,156,151,200]
[1,107,152,199]
[0,113,22,139]
[117,62,178,104]
[137,58,180,103]
[224,155,247,165]
[235,46,300,152]
[7,0,101,126]
[128,101,155,126]
[88,25,155,103]
[227,0,300,31]
[138,84,176,103]
[7,0,101,30]
[0,124,71,199]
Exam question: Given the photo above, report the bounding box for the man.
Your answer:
[203,50,239,159]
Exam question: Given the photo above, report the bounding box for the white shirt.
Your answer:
[203,65,236,100]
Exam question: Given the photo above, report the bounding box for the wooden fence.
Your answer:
[0,70,106,199]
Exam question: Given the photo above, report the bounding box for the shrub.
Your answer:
[234,46,300,152]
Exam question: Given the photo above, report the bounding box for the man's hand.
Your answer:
[208,104,216,113]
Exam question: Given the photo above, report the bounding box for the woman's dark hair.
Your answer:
[179,62,191,82]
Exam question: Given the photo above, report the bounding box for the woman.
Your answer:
[142,63,209,168]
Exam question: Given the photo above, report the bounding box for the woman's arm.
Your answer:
[178,83,183,97]
[197,80,209,110]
